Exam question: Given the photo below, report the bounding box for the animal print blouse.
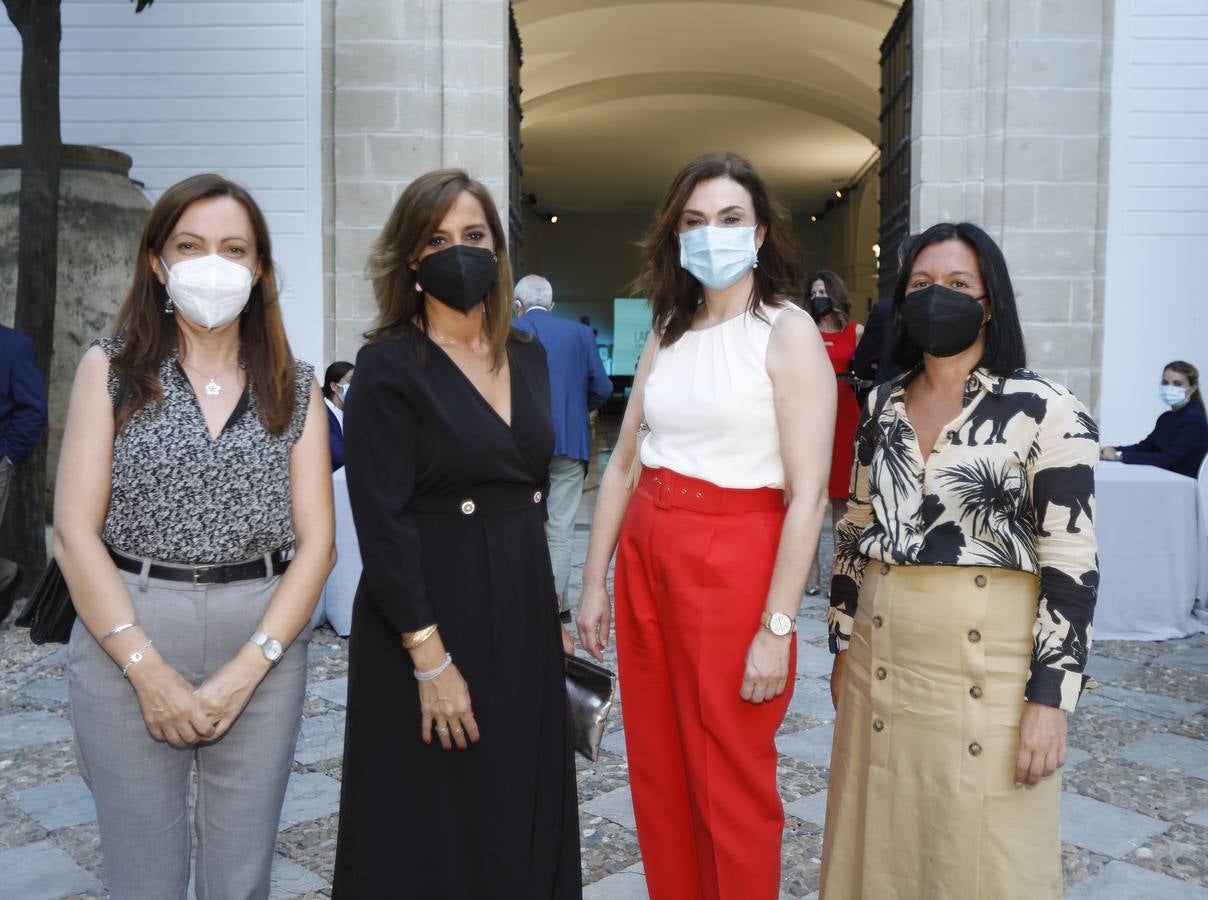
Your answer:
[95,339,314,565]
[828,367,1099,712]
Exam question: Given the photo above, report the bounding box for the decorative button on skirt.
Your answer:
[820,564,1062,899]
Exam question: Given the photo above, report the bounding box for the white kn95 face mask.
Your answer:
[162,254,254,330]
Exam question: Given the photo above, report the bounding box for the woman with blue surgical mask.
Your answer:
[577,152,835,899]
[1101,360,1208,478]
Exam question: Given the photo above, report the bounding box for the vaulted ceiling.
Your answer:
[514,0,903,213]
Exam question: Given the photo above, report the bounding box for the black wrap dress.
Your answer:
[333,327,581,899]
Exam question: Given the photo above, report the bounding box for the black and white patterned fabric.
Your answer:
[829,366,1099,712]
[95,338,313,565]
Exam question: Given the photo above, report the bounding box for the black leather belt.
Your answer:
[408,483,547,516]
[108,548,291,586]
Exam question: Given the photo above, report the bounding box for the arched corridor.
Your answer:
[512,0,900,364]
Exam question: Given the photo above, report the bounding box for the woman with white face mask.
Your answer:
[576,152,835,899]
[1101,360,1208,478]
[322,360,355,471]
[54,174,334,899]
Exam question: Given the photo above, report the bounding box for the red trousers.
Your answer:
[615,468,795,900]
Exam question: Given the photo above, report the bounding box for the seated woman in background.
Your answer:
[323,361,354,471]
[1101,360,1208,479]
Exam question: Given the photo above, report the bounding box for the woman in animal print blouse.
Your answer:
[820,222,1098,899]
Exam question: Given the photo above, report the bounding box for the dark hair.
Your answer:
[895,233,918,270]
[1164,360,1204,410]
[889,222,1027,376]
[636,152,803,347]
[110,173,296,435]
[365,169,515,371]
[322,361,355,400]
[808,269,851,328]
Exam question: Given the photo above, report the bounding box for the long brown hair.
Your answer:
[636,152,803,347]
[110,174,296,435]
[1165,360,1205,410]
[365,169,515,371]
[809,269,851,329]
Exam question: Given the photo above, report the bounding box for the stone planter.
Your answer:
[0,145,151,509]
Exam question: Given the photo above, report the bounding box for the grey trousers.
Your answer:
[0,458,17,585]
[68,565,310,900]
[546,454,586,607]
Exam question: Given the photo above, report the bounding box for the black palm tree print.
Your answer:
[827,369,1098,712]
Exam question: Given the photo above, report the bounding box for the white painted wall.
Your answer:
[1100,0,1208,443]
[0,0,325,368]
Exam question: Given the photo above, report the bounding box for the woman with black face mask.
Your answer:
[805,269,863,595]
[333,170,581,898]
[820,222,1100,898]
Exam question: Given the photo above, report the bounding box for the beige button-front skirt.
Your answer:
[820,564,1063,900]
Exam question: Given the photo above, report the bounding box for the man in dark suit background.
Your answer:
[0,324,49,622]
[512,275,613,619]
[849,233,917,405]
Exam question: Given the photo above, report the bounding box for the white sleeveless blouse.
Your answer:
[640,303,806,490]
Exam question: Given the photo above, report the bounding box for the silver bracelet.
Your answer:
[100,622,137,642]
[414,653,453,682]
[121,639,154,679]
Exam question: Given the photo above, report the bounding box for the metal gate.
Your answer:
[878,0,912,297]
[508,4,524,271]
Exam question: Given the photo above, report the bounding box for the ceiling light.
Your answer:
[835,190,843,199]
[809,215,817,223]
[549,214,559,224]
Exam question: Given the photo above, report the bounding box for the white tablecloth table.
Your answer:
[1093,460,1206,641]
[311,468,361,636]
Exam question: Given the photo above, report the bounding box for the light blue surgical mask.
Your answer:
[678,225,758,290]
[1159,384,1187,407]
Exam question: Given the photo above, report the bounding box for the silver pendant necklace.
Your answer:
[181,359,234,397]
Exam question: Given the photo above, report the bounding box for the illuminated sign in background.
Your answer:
[612,298,651,376]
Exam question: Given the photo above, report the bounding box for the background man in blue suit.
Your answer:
[0,323,48,622]
[513,275,613,618]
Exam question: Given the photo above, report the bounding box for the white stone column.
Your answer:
[328,0,510,362]
[910,0,1112,408]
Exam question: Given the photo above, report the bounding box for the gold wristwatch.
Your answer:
[760,611,796,637]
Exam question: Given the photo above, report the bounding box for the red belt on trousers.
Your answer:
[637,467,785,515]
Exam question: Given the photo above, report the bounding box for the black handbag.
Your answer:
[14,559,77,645]
[564,653,617,762]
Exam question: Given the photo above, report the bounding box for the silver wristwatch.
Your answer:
[250,631,284,665]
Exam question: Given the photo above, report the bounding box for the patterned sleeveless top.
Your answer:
[95,338,313,564]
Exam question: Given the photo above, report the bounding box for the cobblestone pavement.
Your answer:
[2,430,1207,898]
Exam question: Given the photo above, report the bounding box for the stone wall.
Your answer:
[910,0,1112,410]
[0,147,150,498]
[328,0,512,364]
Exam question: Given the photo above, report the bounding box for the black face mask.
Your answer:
[810,294,834,320]
[900,284,986,357]
[416,245,498,314]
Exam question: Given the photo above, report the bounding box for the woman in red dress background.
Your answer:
[806,269,863,594]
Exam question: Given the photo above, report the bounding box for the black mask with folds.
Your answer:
[810,294,834,320]
[899,284,986,357]
[416,245,499,314]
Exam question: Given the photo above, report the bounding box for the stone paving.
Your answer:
[2,432,1207,898]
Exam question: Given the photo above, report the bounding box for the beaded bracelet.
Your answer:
[414,653,453,682]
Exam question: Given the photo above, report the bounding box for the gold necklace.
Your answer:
[429,329,488,354]
[181,359,238,397]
